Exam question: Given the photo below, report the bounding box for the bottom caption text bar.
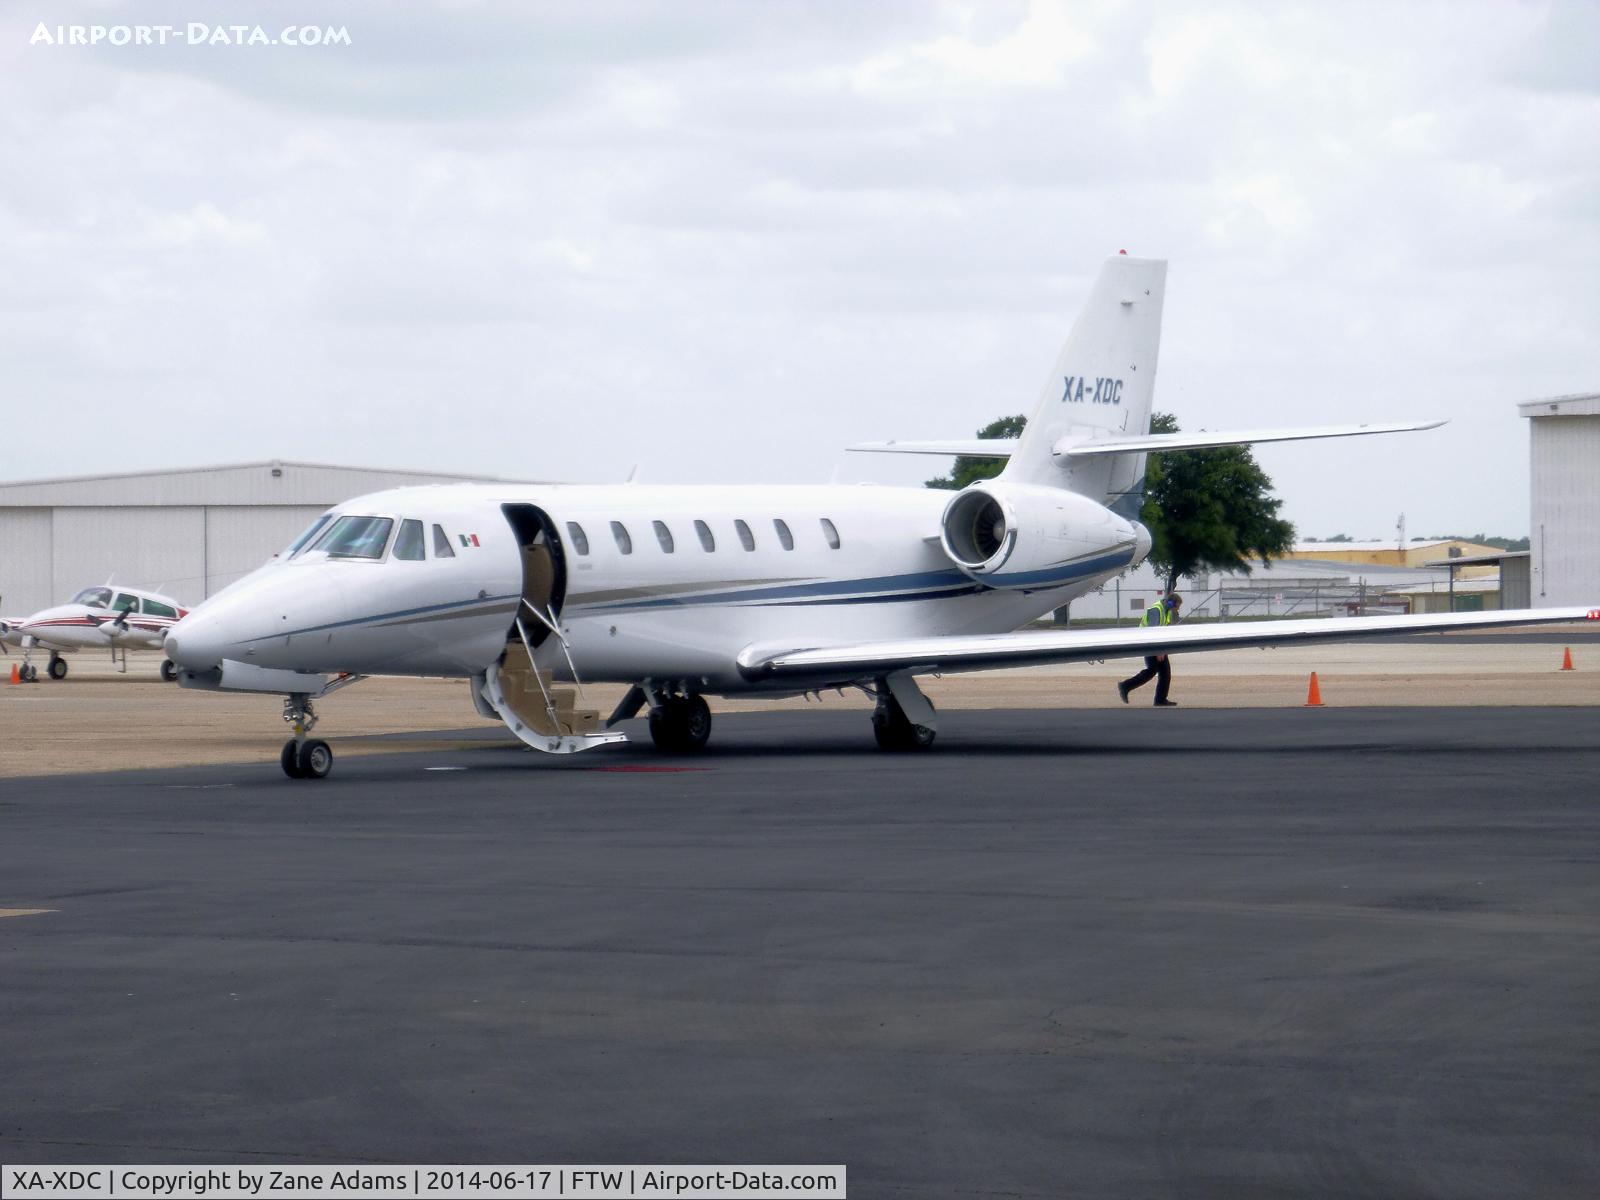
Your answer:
[2,1166,846,1200]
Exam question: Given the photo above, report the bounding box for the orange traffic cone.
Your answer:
[1305,672,1324,707]
[8,663,18,685]
[1560,647,1574,671]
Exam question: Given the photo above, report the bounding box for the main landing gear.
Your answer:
[649,693,712,755]
[47,653,68,681]
[160,659,178,682]
[871,673,937,752]
[279,693,333,780]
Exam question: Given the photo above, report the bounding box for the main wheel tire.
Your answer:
[160,659,177,682]
[872,697,937,751]
[297,738,333,779]
[280,740,305,779]
[48,657,67,680]
[649,695,713,754]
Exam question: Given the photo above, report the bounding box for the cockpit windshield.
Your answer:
[285,512,334,558]
[311,515,394,560]
[72,586,113,608]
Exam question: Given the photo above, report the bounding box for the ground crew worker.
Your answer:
[1118,590,1182,706]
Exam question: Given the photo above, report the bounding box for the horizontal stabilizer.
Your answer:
[846,439,1017,458]
[1058,419,1445,458]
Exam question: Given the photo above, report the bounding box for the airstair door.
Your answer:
[479,504,624,755]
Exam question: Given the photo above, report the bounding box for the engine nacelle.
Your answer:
[939,481,1151,591]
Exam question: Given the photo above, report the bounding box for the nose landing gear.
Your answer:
[280,693,333,780]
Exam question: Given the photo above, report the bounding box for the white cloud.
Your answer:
[0,0,1595,540]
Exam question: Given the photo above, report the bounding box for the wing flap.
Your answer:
[738,607,1596,681]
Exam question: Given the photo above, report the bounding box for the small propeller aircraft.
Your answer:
[164,254,1595,779]
[5,584,188,681]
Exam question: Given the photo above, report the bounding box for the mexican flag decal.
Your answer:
[458,533,481,548]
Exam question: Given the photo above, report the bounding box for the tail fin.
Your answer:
[1001,254,1167,515]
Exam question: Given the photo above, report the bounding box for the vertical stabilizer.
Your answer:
[1001,255,1166,514]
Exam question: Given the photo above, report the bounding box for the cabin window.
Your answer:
[113,593,139,612]
[566,522,591,556]
[314,515,394,560]
[653,520,675,553]
[144,600,177,618]
[394,519,426,561]
[286,513,332,557]
[820,517,841,549]
[694,520,715,552]
[735,519,756,551]
[72,587,112,608]
[774,518,794,551]
[610,521,633,555]
[432,524,456,558]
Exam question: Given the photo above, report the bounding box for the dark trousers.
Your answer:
[1121,655,1171,703]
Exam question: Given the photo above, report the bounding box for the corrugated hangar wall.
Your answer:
[0,461,529,616]
[1520,394,1600,608]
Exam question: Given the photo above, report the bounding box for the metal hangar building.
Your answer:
[0,461,528,616]
[1519,393,1599,608]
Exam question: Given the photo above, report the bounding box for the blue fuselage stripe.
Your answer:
[254,549,1130,642]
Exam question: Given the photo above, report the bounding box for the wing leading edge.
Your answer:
[738,607,1597,682]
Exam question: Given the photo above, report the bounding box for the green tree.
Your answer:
[924,414,1026,490]
[1140,412,1296,590]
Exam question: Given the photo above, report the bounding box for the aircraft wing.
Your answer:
[737,606,1597,682]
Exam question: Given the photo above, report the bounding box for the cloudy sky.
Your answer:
[3,0,1596,538]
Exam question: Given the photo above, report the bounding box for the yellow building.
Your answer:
[1281,539,1505,578]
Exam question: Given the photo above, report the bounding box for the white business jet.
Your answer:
[164,255,1595,779]
[4,584,188,680]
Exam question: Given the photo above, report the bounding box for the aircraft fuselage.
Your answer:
[166,481,1143,693]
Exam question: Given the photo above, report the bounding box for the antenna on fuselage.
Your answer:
[625,465,640,484]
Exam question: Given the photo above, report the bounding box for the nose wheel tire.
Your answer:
[47,656,68,681]
[648,695,712,754]
[160,659,177,682]
[281,738,333,780]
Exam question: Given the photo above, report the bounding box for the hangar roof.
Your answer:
[1517,393,1599,419]
[1289,539,1455,553]
[1424,551,1530,568]
[0,460,543,508]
